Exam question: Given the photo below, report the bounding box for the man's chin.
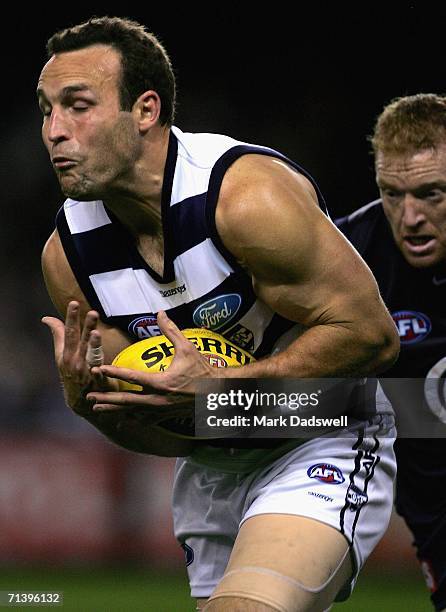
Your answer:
[401,248,444,269]
[60,180,99,201]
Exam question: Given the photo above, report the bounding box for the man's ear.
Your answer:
[133,90,161,133]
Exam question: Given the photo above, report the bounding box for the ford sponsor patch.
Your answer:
[307,463,345,484]
[193,294,241,331]
[392,310,431,345]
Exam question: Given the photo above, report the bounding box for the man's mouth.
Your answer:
[403,235,436,253]
[52,156,77,169]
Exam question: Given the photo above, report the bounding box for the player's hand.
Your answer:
[42,301,117,415]
[86,311,219,413]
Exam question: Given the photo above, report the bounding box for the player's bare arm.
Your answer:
[41,230,195,456]
[216,154,400,378]
[89,155,399,412]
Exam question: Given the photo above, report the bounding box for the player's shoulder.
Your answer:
[335,200,389,255]
[335,199,384,232]
[42,227,62,261]
[221,153,317,209]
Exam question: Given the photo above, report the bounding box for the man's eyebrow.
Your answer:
[414,181,446,191]
[377,180,446,192]
[377,179,400,190]
[36,84,92,100]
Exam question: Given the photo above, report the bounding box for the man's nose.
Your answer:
[401,195,426,228]
[47,109,71,144]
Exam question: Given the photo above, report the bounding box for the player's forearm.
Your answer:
[221,322,399,379]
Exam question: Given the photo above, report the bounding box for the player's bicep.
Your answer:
[255,215,382,327]
[216,156,383,327]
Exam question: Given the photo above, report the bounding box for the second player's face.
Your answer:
[37,45,140,200]
[377,146,446,269]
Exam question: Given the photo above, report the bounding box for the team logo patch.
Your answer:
[226,323,255,351]
[128,316,160,339]
[392,310,431,344]
[307,463,345,484]
[346,484,368,511]
[193,294,241,331]
[181,543,194,567]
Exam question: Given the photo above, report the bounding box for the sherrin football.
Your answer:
[111,328,255,439]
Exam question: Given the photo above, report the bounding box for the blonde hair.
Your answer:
[370,93,446,157]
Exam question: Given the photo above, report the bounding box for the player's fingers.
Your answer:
[90,365,105,387]
[97,365,160,389]
[157,311,189,353]
[87,391,187,408]
[41,316,66,361]
[64,301,81,354]
[86,331,104,368]
[79,311,100,358]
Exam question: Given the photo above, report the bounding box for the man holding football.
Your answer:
[39,16,399,611]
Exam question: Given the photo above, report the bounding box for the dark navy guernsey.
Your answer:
[336,199,446,611]
[336,200,446,381]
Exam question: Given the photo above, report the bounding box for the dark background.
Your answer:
[0,9,440,601]
[3,4,446,429]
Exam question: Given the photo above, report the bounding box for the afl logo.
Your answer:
[193,294,241,331]
[128,316,160,339]
[392,310,431,345]
[205,354,228,368]
[307,463,345,484]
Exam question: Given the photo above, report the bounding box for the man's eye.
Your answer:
[426,190,442,200]
[383,190,400,200]
[41,108,51,117]
[72,104,89,112]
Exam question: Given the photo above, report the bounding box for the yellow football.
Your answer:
[111,328,255,439]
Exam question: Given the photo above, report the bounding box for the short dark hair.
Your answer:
[371,93,446,157]
[47,16,176,126]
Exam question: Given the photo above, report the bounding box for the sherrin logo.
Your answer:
[193,294,241,331]
[307,463,345,484]
[392,310,431,345]
[139,333,252,369]
[128,316,160,339]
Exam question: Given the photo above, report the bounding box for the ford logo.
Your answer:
[193,294,241,331]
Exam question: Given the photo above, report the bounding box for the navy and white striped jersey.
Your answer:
[56,126,328,357]
[54,128,390,468]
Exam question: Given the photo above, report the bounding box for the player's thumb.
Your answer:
[41,316,65,355]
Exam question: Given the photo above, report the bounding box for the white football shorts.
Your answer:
[172,413,396,602]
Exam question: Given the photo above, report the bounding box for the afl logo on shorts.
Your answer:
[193,294,241,331]
[128,316,160,339]
[392,310,431,345]
[307,463,345,484]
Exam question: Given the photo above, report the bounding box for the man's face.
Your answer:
[376,145,446,268]
[37,45,140,200]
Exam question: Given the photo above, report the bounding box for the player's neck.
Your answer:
[103,126,170,237]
